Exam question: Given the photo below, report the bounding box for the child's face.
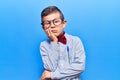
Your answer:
[42,11,66,37]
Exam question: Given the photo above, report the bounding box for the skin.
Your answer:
[40,11,67,80]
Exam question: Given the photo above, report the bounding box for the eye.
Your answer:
[43,21,50,25]
[54,19,61,24]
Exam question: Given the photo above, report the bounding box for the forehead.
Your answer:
[42,12,61,21]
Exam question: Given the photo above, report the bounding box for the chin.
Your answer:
[53,33,59,37]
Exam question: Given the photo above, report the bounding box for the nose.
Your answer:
[50,21,55,28]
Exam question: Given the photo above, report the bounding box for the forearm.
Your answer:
[51,41,86,79]
[51,59,85,79]
[40,42,59,71]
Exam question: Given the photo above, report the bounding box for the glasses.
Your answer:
[41,18,63,29]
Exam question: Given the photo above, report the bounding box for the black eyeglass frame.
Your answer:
[41,18,64,28]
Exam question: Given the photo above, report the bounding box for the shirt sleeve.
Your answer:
[40,41,59,72]
[51,37,86,79]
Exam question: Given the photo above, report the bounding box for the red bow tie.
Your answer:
[58,32,66,44]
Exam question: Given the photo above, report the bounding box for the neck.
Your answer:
[58,31,64,38]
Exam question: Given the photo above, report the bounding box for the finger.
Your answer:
[49,28,52,35]
[47,28,53,37]
[47,28,51,37]
[49,28,54,38]
[40,76,43,80]
[41,71,46,80]
[40,76,45,80]
[45,28,50,37]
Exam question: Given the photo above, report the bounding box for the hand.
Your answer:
[45,28,58,43]
[40,70,51,80]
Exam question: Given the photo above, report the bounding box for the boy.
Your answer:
[40,6,86,80]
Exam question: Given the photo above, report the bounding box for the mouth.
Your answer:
[51,30,57,33]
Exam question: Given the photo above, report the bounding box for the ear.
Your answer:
[62,20,67,28]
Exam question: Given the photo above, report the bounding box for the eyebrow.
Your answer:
[43,18,61,22]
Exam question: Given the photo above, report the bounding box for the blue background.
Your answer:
[0,0,120,80]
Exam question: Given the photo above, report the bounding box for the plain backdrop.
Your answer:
[0,0,120,80]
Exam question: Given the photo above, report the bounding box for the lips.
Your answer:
[51,30,57,33]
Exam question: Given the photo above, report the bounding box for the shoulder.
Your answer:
[65,33,82,44]
[40,39,51,47]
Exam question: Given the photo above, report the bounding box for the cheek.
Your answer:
[57,27,63,32]
[58,25,64,30]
